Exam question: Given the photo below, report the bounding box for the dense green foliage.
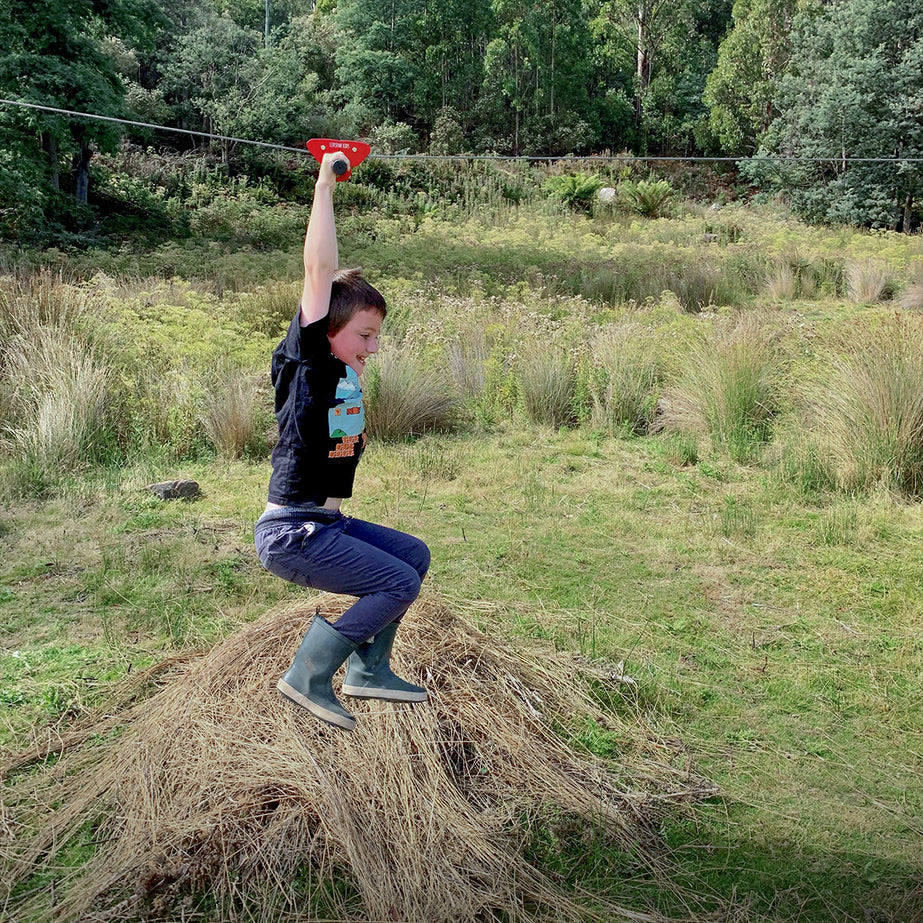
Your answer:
[703,0,799,153]
[746,0,923,230]
[1,0,920,242]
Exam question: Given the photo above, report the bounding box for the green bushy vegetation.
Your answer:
[2,162,923,922]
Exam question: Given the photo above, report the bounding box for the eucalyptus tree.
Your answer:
[642,0,732,152]
[421,0,493,137]
[703,0,799,153]
[333,0,428,137]
[591,0,731,150]
[159,11,324,161]
[477,0,595,155]
[593,0,690,121]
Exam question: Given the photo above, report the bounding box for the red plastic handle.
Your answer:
[305,138,371,181]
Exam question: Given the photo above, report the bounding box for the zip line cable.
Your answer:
[1,99,311,156]
[3,97,923,165]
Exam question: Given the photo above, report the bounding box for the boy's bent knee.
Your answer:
[415,540,431,580]
[387,565,422,608]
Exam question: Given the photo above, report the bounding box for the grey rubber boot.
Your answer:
[277,614,358,730]
[341,621,428,702]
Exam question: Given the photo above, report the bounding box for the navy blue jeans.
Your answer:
[254,507,430,643]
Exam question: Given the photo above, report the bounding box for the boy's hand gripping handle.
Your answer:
[305,138,371,182]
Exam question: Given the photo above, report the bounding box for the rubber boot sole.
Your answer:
[277,679,356,730]
[341,683,428,702]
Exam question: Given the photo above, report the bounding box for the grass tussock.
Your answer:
[764,260,798,301]
[1,328,112,495]
[898,262,923,312]
[845,259,894,304]
[899,280,923,312]
[446,326,490,402]
[587,324,662,434]
[0,269,91,338]
[808,314,923,496]
[364,347,459,441]
[518,343,580,428]
[655,313,782,463]
[199,360,268,458]
[0,591,707,923]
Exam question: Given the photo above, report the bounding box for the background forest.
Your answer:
[0,0,922,245]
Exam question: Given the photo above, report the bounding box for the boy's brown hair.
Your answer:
[328,268,387,334]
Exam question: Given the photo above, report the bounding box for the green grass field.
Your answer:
[2,180,923,921]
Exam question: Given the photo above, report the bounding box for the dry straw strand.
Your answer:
[2,591,708,923]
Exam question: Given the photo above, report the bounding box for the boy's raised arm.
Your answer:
[300,153,348,327]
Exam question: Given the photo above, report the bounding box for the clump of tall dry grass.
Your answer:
[898,262,923,312]
[764,260,798,301]
[518,342,580,427]
[587,324,662,434]
[0,275,113,493]
[199,359,267,457]
[845,259,894,304]
[655,313,782,463]
[446,326,490,402]
[1,591,709,923]
[0,269,90,338]
[806,314,923,496]
[364,346,459,440]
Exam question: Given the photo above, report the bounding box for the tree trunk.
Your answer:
[903,192,913,234]
[513,43,520,156]
[74,143,92,205]
[635,3,651,124]
[42,132,60,191]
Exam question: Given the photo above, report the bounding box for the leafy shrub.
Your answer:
[188,199,305,251]
[95,172,188,242]
[655,314,782,463]
[429,107,466,156]
[234,281,300,337]
[618,179,674,218]
[370,121,420,155]
[363,347,459,441]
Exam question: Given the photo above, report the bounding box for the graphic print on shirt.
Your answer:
[328,367,365,459]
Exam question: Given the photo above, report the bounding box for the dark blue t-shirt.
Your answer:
[267,312,366,505]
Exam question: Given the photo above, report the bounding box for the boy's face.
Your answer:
[328,308,382,376]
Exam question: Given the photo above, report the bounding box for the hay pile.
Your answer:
[1,591,709,923]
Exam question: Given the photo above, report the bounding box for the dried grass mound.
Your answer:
[1,591,709,923]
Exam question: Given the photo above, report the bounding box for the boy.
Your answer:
[254,152,430,731]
